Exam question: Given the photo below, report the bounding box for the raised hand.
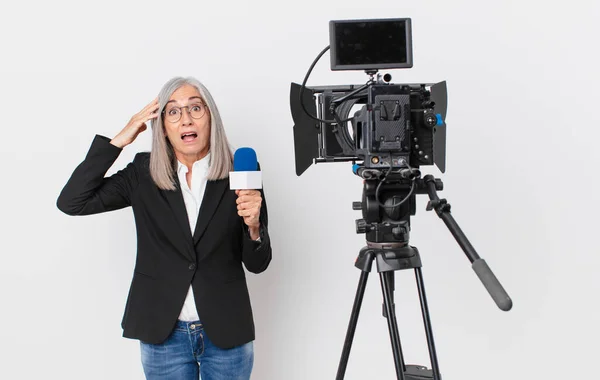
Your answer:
[110,98,160,148]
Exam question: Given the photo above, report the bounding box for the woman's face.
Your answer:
[163,84,211,162]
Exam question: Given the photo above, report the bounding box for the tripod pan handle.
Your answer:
[472,259,513,311]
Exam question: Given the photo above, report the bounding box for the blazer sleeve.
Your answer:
[56,135,139,216]
[241,188,272,274]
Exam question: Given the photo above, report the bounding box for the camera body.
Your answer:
[290,17,447,177]
[319,80,446,173]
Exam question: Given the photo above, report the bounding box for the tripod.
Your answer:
[335,174,512,380]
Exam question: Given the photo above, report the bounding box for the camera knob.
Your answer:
[356,219,368,234]
[392,226,406,240]
[424,112,437,128]
[352,201,363,210]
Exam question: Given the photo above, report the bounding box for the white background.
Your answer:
[1,1,599,379]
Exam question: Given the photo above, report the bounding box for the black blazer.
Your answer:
[57,135,272,348]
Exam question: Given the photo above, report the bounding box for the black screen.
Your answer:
[330,19,412,70]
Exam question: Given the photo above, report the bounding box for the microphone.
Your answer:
[229,147,263,190]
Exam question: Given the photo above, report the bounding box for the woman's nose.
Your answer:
[180,108,193,124]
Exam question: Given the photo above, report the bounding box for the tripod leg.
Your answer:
[415,268,442,380]
[380,271,407,380]
[336,270,369,380]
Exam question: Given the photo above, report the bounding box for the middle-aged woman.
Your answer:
[57,76,272,380]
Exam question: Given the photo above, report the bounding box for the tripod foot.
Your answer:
[405,364,435,380]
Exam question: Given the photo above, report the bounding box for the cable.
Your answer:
[332,108,355,152]
[298,45,361,124]
[375,160,418,210]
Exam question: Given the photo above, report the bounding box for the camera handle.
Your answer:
[422,175,512,312]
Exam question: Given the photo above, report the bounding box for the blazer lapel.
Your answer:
[193,178,229,245]
[162,180,196,262]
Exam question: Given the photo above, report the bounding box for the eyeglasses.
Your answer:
[162,103,207,123]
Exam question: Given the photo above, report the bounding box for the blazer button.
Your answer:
[189,263,196,270]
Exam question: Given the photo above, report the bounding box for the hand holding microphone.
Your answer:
[230,148,263,240]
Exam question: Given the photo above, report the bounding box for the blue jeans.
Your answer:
[140,320,253,380]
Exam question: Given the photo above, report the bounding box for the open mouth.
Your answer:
[181,132,198,142]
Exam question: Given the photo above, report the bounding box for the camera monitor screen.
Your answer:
[329,18,413,71]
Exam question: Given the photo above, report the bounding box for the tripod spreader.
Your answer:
[422,175,513,311]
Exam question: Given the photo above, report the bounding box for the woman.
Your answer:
[57,76,272,379]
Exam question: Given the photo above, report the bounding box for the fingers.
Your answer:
[238,206,260,227]
[234,189,256,196]
[147,99,160,116]
[237,208,259,217]
[237,195,261,215]
[235,190,261,228]
[128,102,159,134]
[243,215,260,227]
[237,193,261,226]
[142,97,159,113]
[238,209,260,227]
[236,189,260,197]
[237,200,260,211]
[145,110,159,122]
[235,190,261,204]
[113,98,159,148]
[236,195,262,205]
[134,98,160,121]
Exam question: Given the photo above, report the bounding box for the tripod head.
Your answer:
[352,165,442,246]
[351,163,512,312]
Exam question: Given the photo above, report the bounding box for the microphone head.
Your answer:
[233,147,258,171]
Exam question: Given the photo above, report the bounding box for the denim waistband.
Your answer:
[174,319,203,332]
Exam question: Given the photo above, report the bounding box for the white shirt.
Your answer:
[176,154,210,322]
